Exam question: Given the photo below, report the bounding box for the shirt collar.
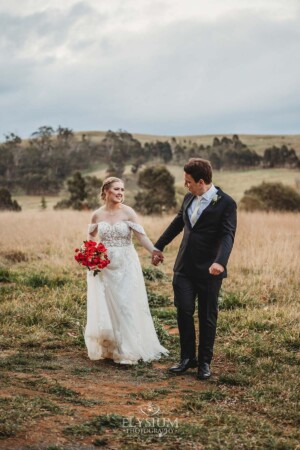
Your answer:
[197,184,217,201]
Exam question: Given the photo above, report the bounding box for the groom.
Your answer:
[152,158,237,380]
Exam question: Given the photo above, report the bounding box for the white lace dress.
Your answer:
[85,220,169,364]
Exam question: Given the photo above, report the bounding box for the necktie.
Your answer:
[190,196,202,226]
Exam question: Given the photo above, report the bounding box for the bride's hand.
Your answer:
[152,250,164,266]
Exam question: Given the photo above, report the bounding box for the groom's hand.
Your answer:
[209,262,224,276]
[152,250,164,266]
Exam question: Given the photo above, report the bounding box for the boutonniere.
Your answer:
[211,194,221,206]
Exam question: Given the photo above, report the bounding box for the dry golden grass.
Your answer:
[0,209,299,345]
[0,210,91,271]
[145,212,300,311]
[1,210,299,305]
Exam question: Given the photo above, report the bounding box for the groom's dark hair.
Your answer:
[184,158,212,184]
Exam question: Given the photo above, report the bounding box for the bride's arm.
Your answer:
[87,212,99,240]
[126,209,155,254]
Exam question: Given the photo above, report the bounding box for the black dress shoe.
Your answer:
[197,362,211,380]
[169,358,198,374]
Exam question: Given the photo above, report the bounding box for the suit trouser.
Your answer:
[172,273,222,363]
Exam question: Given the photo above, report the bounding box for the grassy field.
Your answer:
[169,166,299,202]
[14,167,300,211]
[0,210,299,449]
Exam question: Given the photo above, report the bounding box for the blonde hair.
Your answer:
[100,177,124,201]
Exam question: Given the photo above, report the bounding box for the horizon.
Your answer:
[2,128,300,143]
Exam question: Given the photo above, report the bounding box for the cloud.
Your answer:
[0,0,299,138]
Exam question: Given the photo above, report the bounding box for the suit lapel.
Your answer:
[193,188,223,226]
[184,194,195,228]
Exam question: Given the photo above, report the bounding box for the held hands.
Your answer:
[209,262,224,276]
[152,249,164,266]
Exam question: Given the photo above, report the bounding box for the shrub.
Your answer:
[142,266,165,281]
[134,165,177,215]
[240,182,300,212]
[54,172,102,210]
[0,188,21,211]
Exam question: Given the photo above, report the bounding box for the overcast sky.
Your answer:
[0,0,299,139]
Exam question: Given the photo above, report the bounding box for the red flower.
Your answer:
[74,240,110,276]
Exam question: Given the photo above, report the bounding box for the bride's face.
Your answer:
[106,181,125,204]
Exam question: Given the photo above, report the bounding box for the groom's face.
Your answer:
[184,173,205,196]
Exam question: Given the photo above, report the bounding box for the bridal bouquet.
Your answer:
[74,240,110,276]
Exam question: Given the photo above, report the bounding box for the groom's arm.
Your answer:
[214,199,237,268]
[154,199,186,251]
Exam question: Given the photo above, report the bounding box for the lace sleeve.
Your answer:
[126,221,154,254]
[88,223,98,239]
[126,221,146,235]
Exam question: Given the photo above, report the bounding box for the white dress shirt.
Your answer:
[188,184,218,225]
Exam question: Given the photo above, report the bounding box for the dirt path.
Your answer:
[1,348,220,450]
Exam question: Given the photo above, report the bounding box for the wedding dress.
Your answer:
[85,220,169,364]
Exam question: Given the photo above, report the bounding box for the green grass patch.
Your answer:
[248,320,276,332]
[92,439,109,447]
[0,268,11,283]
[45,446,69,450]
[20,375,104,407]
[142,266,165,281]
[147,291,171,308]
[152,316,171,346]
[70,366,93,376]
[218,291,248,310]
[64,414,125,437]
[0,395,66,439]
[24,273,67,288]
[134,388,171,400]
[218,373,252,387]
[283,335,300,351]
[181,390,226,413]
[151,308,177,326]
[0,351,55,372]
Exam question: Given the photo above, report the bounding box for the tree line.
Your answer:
[1,127,299,197]
[1,126,300,214]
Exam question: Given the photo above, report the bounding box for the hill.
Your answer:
[1,129,299,210]
[74,131,300,156]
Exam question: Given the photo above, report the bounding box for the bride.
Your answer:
[85,176,168,364]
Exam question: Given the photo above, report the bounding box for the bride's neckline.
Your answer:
[98,220,129,227]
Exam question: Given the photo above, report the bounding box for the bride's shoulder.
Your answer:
[90,207,105,223]
[122,204,137,220]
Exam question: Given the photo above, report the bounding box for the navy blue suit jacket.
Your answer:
[154,188,237,279]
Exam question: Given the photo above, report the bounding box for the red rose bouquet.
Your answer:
[74,240,110,276]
